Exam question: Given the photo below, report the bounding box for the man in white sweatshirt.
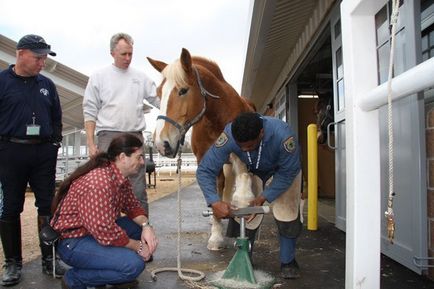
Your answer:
[83,32,160,215]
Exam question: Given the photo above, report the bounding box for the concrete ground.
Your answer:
[10,182,434,289]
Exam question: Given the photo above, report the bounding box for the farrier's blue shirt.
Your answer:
[0,65,62,141]
[196,116,301,206]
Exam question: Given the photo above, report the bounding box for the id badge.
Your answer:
[26,124,41,136]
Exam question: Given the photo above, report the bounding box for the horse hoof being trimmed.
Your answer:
[207,240,224,251]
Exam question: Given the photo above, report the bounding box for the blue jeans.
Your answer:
[57,217,145,289]
[279,235,296,264]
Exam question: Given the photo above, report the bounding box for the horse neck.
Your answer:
[190,78,252,162]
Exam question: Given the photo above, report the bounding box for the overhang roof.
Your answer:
[242,0,336,112]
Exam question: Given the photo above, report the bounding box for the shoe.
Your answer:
[1,259,22,286]
[280,259,300,279]
[42,256,67,277]
[108,279,139,289]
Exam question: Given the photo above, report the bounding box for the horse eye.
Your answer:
[178,88,189,96]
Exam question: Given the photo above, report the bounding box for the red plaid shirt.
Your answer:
[52,162,146,246]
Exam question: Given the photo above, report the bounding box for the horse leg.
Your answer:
[207,216,224,251]
[221,163,234,202]
[206,166,232,250]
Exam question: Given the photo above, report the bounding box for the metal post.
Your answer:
[307,124,318,230]
[240,217,246,238]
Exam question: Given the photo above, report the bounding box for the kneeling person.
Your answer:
[51,134,158,289]
[196,112,302,279]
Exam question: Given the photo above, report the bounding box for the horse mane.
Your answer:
[161,55,226,88]
[191,56,225,81]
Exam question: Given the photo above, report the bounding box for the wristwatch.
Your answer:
[141,221,152,228]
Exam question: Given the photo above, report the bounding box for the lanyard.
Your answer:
[246,140,263,170]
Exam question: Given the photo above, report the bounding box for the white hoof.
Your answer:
[207,237,224,251]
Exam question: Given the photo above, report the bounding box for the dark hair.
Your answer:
[231,112,263,143]
[51,133,143,213]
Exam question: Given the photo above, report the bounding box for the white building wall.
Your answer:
[341,0,387,288]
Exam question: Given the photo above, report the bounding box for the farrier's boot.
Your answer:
[38,215,67,277]
[0,218,23,286]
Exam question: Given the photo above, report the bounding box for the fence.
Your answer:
[56,153,198,182]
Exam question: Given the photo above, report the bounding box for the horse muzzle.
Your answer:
[156,140,179,159]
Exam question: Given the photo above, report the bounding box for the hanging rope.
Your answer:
[150,147,206,282]
[384,0,400,244]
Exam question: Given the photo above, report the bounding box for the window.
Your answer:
[375,1,406,85]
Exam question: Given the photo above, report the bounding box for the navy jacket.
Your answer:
[196,116,301,206]
[0,65,62,142]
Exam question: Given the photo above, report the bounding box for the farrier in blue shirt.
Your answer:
[197,115,301,206]
[0,65,62,142]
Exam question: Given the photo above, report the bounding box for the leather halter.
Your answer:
[157,66,220,155]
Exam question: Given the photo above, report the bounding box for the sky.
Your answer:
[0,0,253,132]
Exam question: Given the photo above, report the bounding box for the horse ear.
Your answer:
[147,57,167,73]
[180,48,193,75]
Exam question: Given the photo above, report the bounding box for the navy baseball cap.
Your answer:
[16,34,56,56]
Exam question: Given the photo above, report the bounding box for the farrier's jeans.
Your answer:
[57,217,145,289]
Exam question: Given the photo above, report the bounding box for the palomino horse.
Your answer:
[147,48,257,250]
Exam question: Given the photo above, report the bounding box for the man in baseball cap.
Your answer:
[16,34,56,56]
[0,33,65,286]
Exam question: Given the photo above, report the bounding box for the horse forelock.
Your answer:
[162,60,189,88]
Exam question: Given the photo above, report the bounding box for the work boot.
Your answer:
[0,218,23,286]
[280,259,300,279]
[38,215,67,277]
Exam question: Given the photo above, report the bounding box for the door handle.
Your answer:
[327,121,344,150]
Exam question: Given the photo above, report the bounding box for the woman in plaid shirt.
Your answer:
[51,133,158,289]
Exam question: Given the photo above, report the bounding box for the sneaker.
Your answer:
[280,259,300,279]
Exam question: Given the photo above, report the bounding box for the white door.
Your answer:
[330,6,346,232]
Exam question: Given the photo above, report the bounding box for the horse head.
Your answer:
[147,48,221,158]
[315,92,334,145]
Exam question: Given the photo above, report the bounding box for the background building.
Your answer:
[242,0,434,287]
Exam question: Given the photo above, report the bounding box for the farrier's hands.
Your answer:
[249,195,266,207]
[247,195,267,223]
[211,201,233,219]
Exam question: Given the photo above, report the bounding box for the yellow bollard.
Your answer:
[307,124,318,230]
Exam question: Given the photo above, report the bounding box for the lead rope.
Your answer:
[150,148,206,283]
[384,0,400,244]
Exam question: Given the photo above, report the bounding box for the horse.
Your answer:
[315,92,334,145]
[147,48,257,250]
